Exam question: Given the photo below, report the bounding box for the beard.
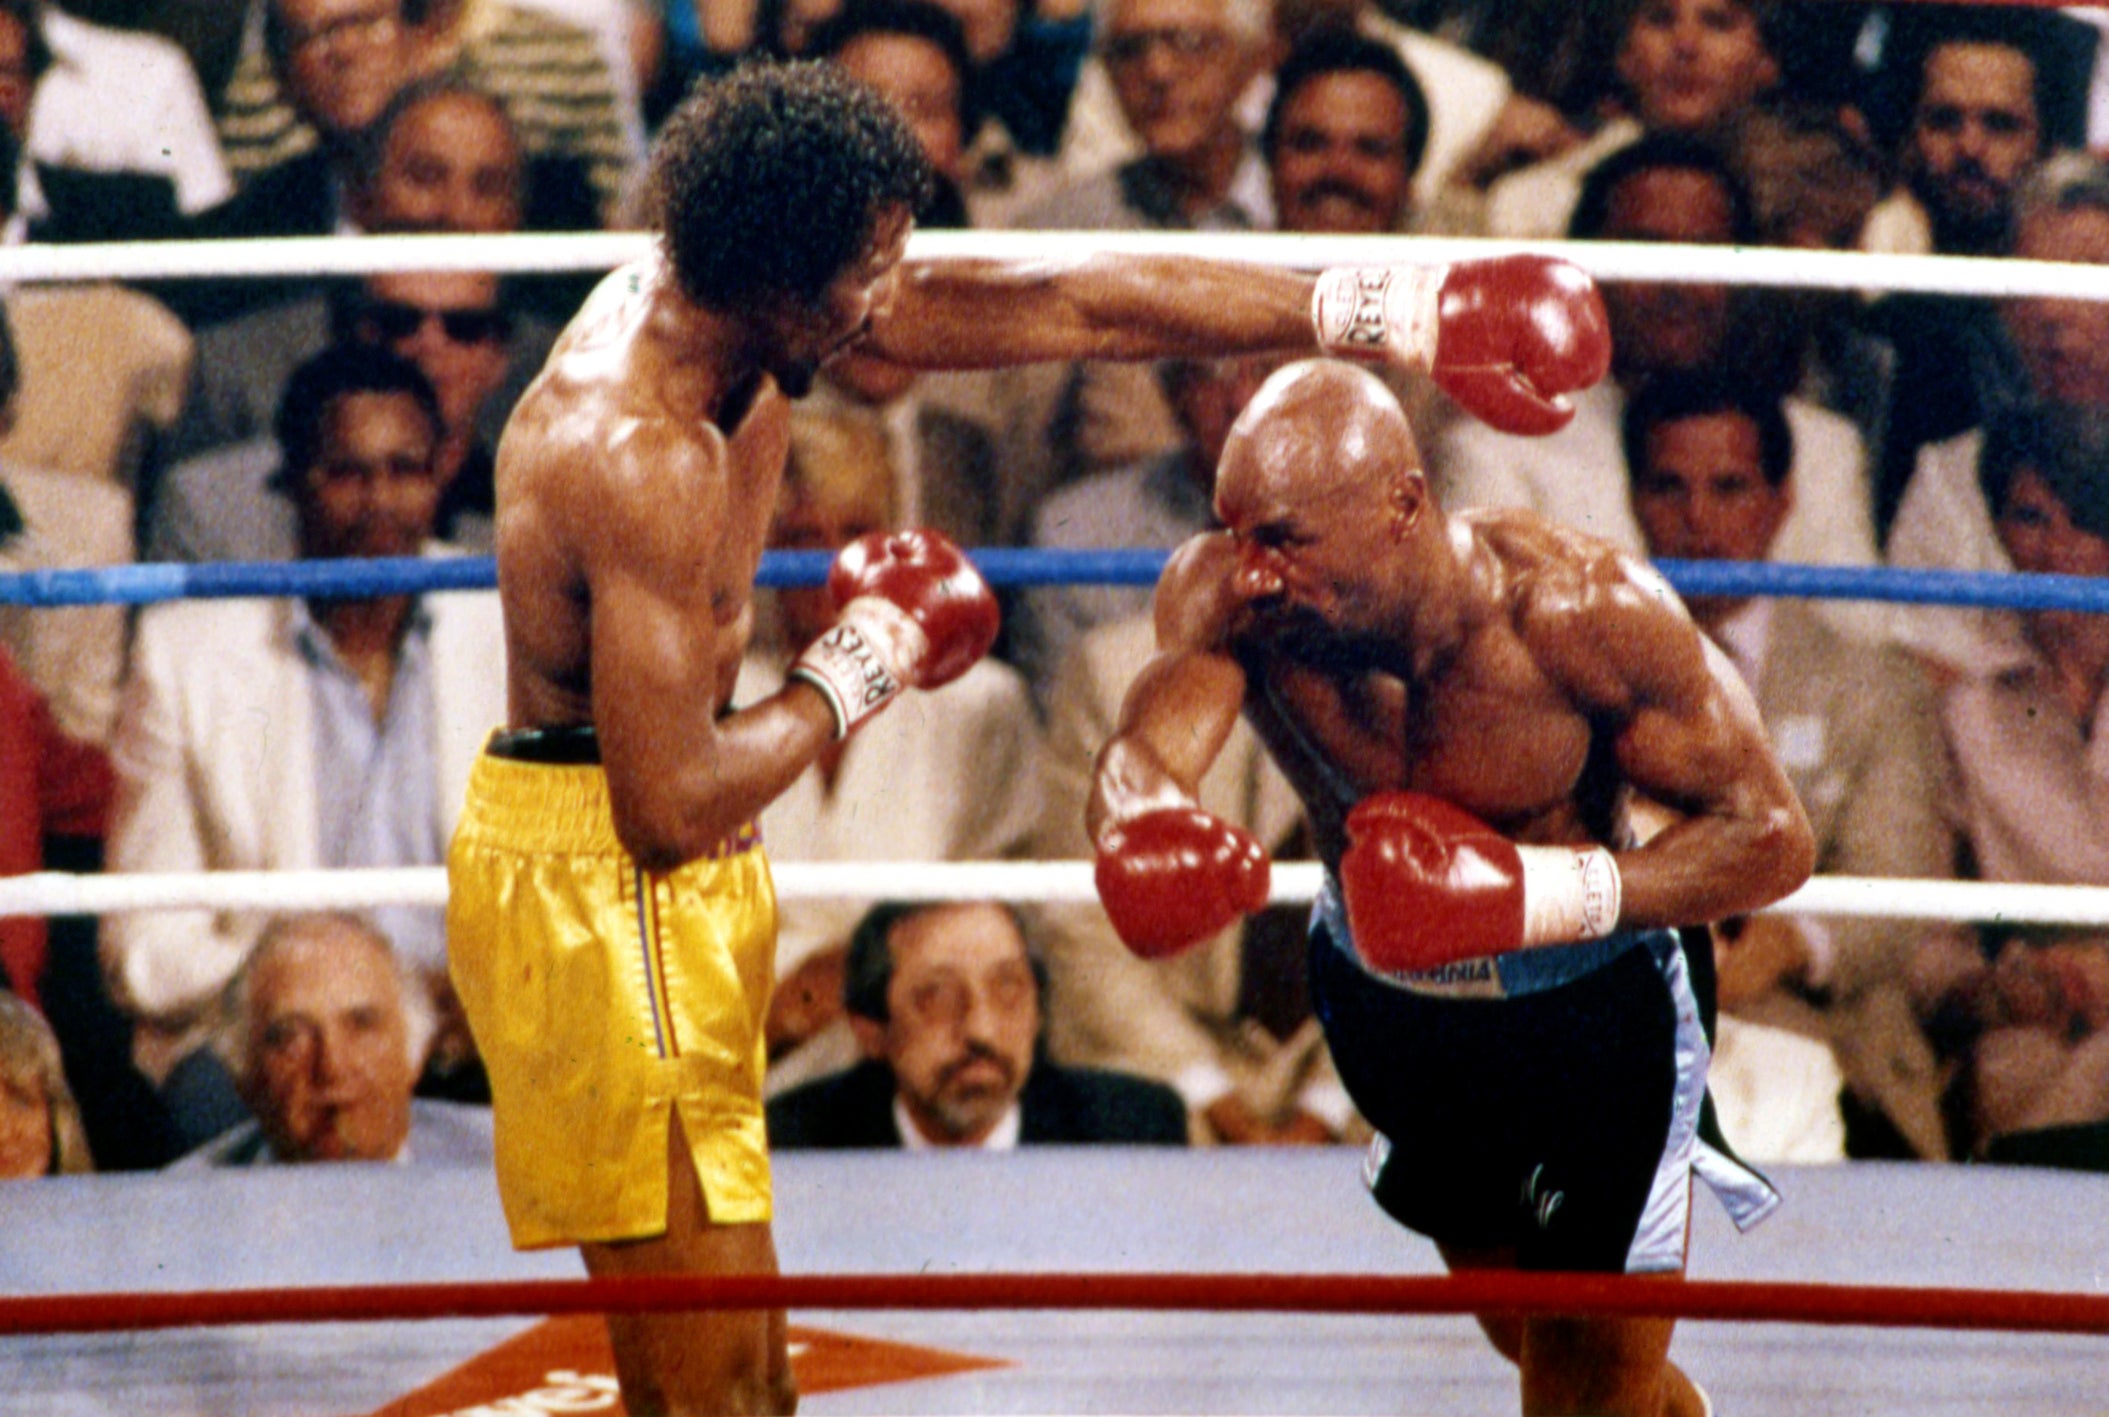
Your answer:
[919,1044,1022,1140]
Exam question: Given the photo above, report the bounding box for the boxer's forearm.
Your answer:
[874,255,1321,370]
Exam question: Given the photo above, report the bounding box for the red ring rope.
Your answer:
[4,1272,2107,1337]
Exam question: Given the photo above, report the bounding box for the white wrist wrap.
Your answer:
[788,596,929,739]
[1514,845,1622,947]
[1312,264,1447,372]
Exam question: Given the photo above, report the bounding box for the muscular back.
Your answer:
[495,260,791,732]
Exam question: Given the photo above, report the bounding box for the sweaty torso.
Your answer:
[1196,513,1632,868]
[494,260,791,729]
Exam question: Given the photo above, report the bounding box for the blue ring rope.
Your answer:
[0,551,2103,614]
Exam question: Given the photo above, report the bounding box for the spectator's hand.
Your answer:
[1987,940,2109,1037]
[1714,914,1809,1012]
[766,946,847,1057]
[1983,940,2071,1032]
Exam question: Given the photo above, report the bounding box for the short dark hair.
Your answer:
[844,899,1043,1023]
[1262,28,1430,182]
[647,58,933,311]
[349,75,524,200]
[807,0,978,137]
[1901,9,2053,142]
[1621,369,1794,491]
[271,342,442,490]
[1569,131,1759,244]
[1979,402,2109,543]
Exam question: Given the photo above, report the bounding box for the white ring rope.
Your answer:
[1,863,2105,928]
[4,230,2108,301]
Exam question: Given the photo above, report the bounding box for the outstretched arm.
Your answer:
[873,255,1318,372]
[868,252,1612,437]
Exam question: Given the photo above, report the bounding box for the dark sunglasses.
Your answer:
[358,299,512,345]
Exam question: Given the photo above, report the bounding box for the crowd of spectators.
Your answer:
[6,0,2109,1179]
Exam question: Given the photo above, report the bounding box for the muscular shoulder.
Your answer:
[502,354,735,568]
[1151,531,1238,654]
[1468,508,1700,714]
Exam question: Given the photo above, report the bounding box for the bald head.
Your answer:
[1213,360,1433,654]
[1216,359,1421,523]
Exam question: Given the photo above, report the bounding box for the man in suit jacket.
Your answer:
[768,900,1189,1149]
[102,345,506,1144]
[1624,370,1962,1160]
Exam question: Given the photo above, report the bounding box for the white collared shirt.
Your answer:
[894,1095,1022,1151]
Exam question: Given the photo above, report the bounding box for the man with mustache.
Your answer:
[766,900,1189,1148]
[1263,27,1426,238]
[1859,12,2065,537]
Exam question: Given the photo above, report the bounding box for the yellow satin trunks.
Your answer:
[447,749,777,1250]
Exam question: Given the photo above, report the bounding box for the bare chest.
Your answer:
[1246,653,1595,850]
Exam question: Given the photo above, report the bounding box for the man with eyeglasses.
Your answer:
[149,270,543,563]
[214,0,637,233]
[767,900,1189,1149]
[214,0,419,233]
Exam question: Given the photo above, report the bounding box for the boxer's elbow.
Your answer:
[610,783,740,875]
[1751,800,1817,903]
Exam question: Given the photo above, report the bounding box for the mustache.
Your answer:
[1293,179,1382,214]
[936,1041,1017,1092]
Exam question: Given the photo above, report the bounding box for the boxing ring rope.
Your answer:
[6,1270,2109,1338]
[8,862,2109,929]
[14,549,2109,610]
[1,549,2106,926]
[3,230,2109,301]
[13,223,2109,1368]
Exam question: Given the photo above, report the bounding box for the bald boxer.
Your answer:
[1090,360,1813,1417]
[446,60,1609,1415]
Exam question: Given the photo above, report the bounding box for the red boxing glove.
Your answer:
[1095,807,1271,960]
[789,528,1000,738]
[1311,254,1611,436]
[1339,792,1622,977]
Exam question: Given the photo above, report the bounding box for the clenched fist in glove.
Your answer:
[1339,792,1622,976]
[1095,806,1271,960]
[789,528,1000,738]
[1312,254,1610,436]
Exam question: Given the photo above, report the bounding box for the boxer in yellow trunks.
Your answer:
[467,57,1607,1417]
[449,740,776,1247]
